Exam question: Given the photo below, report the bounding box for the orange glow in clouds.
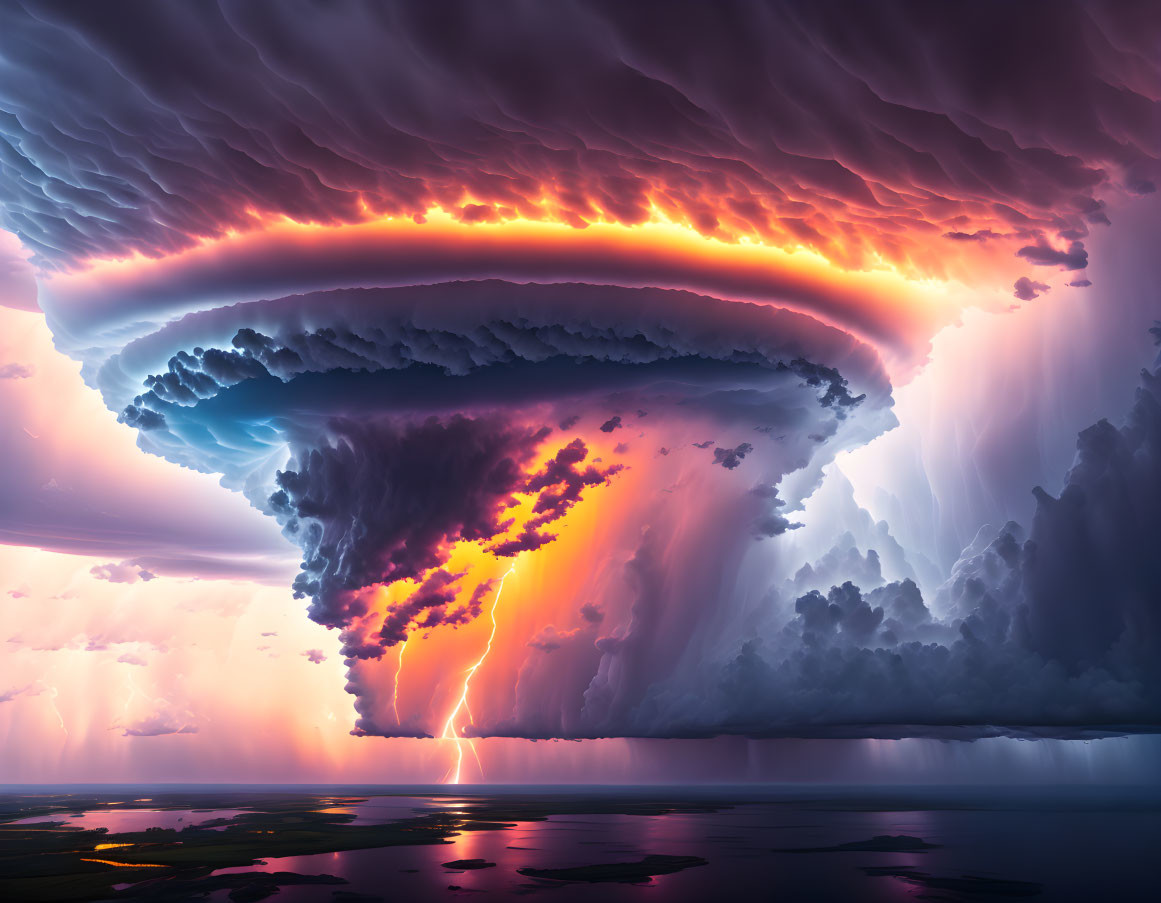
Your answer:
[40,206,1014,377]
[14,191,1071,777]
[348,430,632,770]
[440,562,517,785]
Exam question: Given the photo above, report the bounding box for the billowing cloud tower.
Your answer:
[2,0,1158,749]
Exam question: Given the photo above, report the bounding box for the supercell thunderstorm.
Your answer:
[1,0,1159,746]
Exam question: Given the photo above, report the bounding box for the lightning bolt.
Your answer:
[440,563,516,784]
[391,638,408,724]
[46,685,68,738]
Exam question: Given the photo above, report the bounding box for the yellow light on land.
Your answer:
[80,858,168,868]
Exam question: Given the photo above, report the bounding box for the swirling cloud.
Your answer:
[0,0,1156,746]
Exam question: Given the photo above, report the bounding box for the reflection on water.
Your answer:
[203,793,1159,902]
[10,807,252,832]
[316,795,476,824]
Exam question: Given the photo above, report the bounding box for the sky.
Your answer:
[1,0,1159,785]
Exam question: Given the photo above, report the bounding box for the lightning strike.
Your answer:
[391,638,408,724]
[46,685,68,738]
[440,563,517,785]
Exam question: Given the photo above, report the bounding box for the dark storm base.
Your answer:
[0,785,1156,901]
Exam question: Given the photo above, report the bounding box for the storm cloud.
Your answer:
[468,342,1161,739]
[0,0,1154,284]
[0,1,1157,746]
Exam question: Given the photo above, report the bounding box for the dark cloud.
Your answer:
[753,512,801,537]
[942,230,1003,242]
[93,279,881,683]
[707,474,1160,734]
[528,625,581,654]
[713,443,754,469]
[489,440,623,558]
[753,494,803,538]
[270,415,544,632]
[788,537,890,600]
[7,0,1152,745]
[376,571,497,649]
[118,405,166,431]
[692,440,715,449]
[580,603,604,624]
[1068,278,1092,288]
[1018,357,1161,683]
[453,340,1161,740]
[599,416,623,433]
[1016,240,1089,270]
[113,283,878,441]
[0,0,1153,282]
[271,410,621,651]
[1013,277,1051,301]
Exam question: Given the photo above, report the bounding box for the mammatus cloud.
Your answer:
[0,1,1155,286]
